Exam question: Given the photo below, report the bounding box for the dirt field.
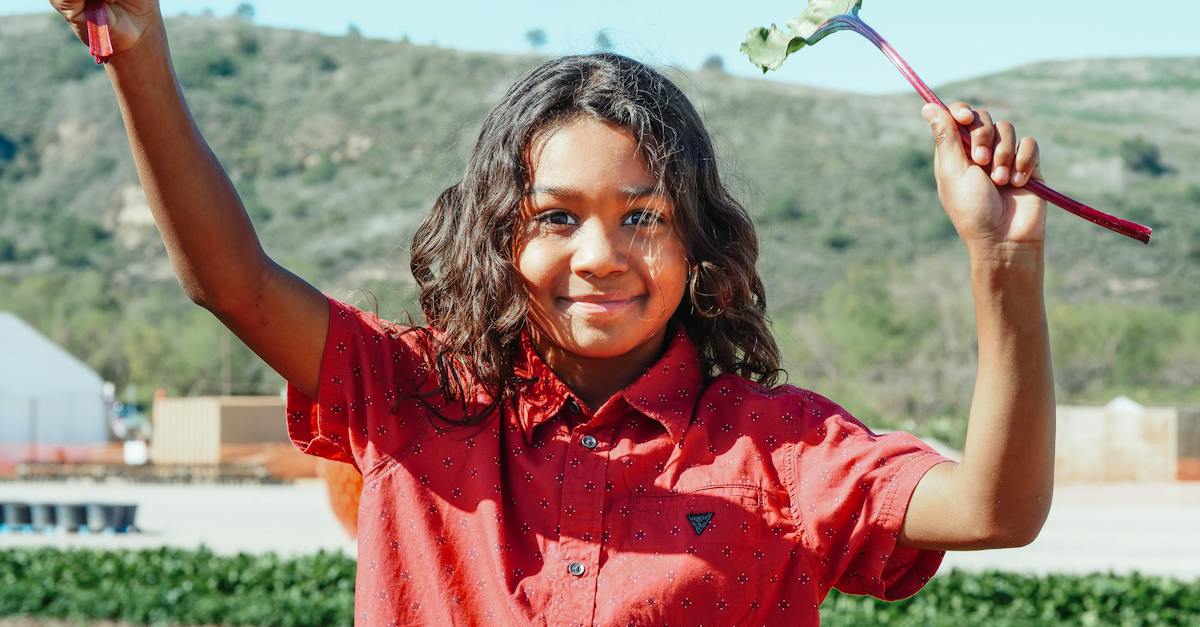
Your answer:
[2,479,1197,581]
[0,479,355,557]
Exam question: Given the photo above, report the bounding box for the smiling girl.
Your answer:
[54,1,1055,625]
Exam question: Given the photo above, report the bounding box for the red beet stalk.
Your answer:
[85,1,114,64]
[815,14,1153,244]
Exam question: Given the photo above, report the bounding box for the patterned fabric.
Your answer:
[287,296,951,626]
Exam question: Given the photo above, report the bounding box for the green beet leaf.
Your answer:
[740,0,862,73]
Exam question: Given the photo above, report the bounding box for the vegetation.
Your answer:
[1,14,1198,448]
[701,54,725,73]
[525,28,547,50]
[1,547,1196,626]
[1120,136,1170,176]
[0,547,353,626]
[594,30,613,52]
[823,568,1200,627]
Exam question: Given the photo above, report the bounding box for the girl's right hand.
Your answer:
[50,0,162,58]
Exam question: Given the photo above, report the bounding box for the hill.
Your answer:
[1,13,1197,447]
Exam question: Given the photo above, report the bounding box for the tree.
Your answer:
[1119,136,1169,177]
[233,2,255,23]
[525,28,547,50]
[701,54,725,73]
[347,24,362,39]
[594,31,613,52]
[0,133,16,164]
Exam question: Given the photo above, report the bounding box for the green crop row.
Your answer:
[1,547,1196,626]
[824,569,1200,626]
[0,546,354,626]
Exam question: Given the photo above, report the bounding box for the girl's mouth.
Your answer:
[560,297,639,315]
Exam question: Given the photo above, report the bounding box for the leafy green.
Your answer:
[5,547,1200,625]
[0,546,355,626]
[823,568,1200,627]
[740,0,862,73]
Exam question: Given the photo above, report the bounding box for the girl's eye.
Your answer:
[625,209,663,226]
[535,211,577,226]
[532,209,663,228]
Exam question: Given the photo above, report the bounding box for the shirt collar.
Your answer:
[512,323,705,446]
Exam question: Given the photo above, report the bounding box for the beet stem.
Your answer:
[84,1,114,64]
[817,14,1153,244]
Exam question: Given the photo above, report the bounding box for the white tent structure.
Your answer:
[0,312,109,445]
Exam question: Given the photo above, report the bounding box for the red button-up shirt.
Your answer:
[287,296,950,626]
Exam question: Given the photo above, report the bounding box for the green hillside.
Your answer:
[2,13,1197,447]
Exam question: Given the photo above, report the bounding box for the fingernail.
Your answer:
[1012,171,1027,186]
[993,166,1009,183]
[921,104,936,121]
[973,147,988,163]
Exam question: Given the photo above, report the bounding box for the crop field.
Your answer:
[1,477,1197,626]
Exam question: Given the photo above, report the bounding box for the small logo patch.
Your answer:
[686,511,714,535]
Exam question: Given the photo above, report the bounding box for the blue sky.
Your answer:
[5,1,1198,93]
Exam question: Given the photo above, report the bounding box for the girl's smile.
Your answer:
[560,295,640,316]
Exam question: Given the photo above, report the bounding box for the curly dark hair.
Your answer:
[407,52,782,426]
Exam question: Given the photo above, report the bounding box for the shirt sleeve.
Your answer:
[792,394,952,601]
[285,295,435,473]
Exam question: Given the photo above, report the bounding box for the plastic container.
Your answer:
[111,503,139,533]
[85,503,116,532]
[2,503,32,531]
[30,503,58,531]
[55,503,88,532]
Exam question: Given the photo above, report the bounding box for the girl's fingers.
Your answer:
[932,103,1040,188]
[969,109,994,166]
[1011,137,1039,187]
[991,120,1016,185]
[922,103,971,174]
[949,101,992,167]
[950,101,974,124]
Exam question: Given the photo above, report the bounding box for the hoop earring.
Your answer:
[687,263,724,318]
[686,265,695,315]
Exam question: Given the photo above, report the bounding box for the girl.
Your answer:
[53,1,1055,625]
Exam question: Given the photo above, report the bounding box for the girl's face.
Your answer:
[515,116,690,365]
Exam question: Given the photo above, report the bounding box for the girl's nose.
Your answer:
[571,220,629,279]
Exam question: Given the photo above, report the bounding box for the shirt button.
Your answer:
[567,561,587,577]
[580,435,599,450]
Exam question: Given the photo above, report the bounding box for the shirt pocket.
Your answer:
[629,484,766,551]
[612,485,769,600]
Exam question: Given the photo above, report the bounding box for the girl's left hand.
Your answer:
[921,101,1046,253]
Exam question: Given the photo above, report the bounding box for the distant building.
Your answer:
[1055,396,1200,482]
[0,312,109,448]
[151,395,318,478]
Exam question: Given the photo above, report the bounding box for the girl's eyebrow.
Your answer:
[527,184,662,200]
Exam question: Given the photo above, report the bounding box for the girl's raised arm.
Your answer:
[51,1,327,398]
[897,103,1055,550]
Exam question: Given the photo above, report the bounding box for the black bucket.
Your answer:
[30,503,58,531]
[55,503,88,532]
[111,504,139,533]
[2,502,32,530]
[85,503,117,532]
